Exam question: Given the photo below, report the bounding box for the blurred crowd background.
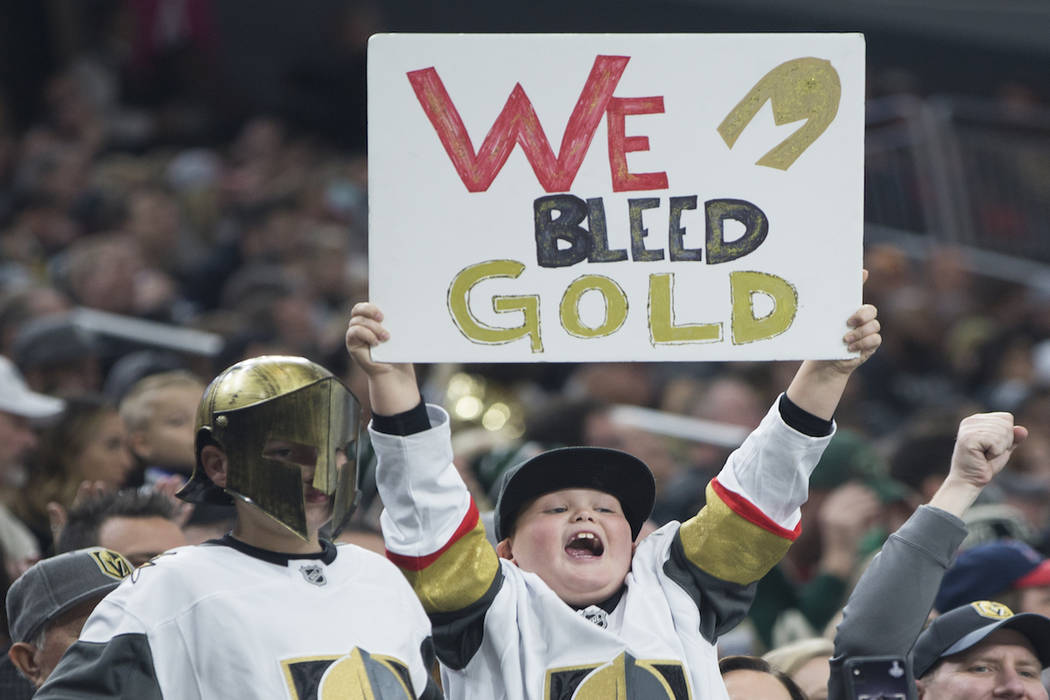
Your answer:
[1,0,1049,667]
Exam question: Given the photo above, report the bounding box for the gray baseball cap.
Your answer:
[6,548,132,643]
[913,600,1050,678]
[0,355,64,419]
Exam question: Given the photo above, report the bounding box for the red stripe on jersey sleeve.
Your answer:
[710,477,801,541]
[386,499,481,571]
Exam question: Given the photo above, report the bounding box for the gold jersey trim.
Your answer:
[405,519,500,613]
[678,483,792,585]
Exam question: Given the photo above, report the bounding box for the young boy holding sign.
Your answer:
[346,293,880,700]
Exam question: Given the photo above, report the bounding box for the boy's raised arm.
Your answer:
[669,286,882,638]
[785,274,881,420]
[347,302,502,672]
[717,294,882,523]
[345,302,422,414]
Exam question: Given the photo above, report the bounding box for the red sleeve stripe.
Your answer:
[710,478,801,541]
[386,499,480,571]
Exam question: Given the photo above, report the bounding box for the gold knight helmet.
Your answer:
[177,356,361,540]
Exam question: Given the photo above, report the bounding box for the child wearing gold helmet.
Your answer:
[37,356,442,699]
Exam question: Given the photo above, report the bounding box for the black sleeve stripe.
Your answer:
[35,635,164,700]
[663,530,757,645]
[418,637,444,699]
[420,674,445,700]
[372,401,431,436]
[778,393,833,437]
[427,566,505,670]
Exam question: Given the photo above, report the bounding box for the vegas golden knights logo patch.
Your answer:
[282,648,415,699]
[545,652,691,700]
[971,600,1013,620]
[89,548,133,580]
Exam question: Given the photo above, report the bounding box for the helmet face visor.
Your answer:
[326,380,361,538]
[218,377,361,540]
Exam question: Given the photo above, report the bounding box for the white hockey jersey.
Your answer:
[373,400,833,700]
[37,538,440,699]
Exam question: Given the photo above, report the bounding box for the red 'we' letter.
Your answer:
[407,56,630,193]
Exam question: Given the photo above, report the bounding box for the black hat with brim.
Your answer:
[913,601,1050,678]
[494,446,655,542]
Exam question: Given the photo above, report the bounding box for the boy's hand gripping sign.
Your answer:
[368,34,865,363]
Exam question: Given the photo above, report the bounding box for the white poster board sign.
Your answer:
[368,33,865,363]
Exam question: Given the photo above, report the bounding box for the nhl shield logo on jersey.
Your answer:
[281,648,415,699]
[300,563,327,586]
[576,604,609,629]
[545,652,690,700]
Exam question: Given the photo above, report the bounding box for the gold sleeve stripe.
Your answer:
[678,482,797,585]
[710,477,800,540]
[387,500,500,613]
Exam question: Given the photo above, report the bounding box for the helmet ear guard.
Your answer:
[176,356,362,540]
[178,425,235,506]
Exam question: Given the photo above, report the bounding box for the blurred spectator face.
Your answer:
[917,629,1046,700]
[0,285,72,356]
[301,226,352,301]
[584,412,678,490]
[234,118,284,164]
[19,203,80,254]
[570,363,656,406]
[763,638,835,700]
[222,119,286,206]
[98,515,185,566]
[0,411,37,479]
[20,285,69,317]
[66,234,176,317]
[791,656,830,700]
[722,669,794,700]
[0,358,64,490]
[22,357,102,396]
[72,410,134,487]
[66,234,142,313]
[45,73,98,143]
[1020,586,1050,619]
[126,189,181,262]
[244,208,306,262]
[27,598,97,686]
[688,376,764,475]
[272,294,321,354]
[126,382,203,472]
[41,149,90,208]
[863,244,912,303]
[691,377,765,428]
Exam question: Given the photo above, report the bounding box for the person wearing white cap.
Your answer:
[0,355,65,582]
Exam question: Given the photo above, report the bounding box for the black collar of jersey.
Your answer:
[574,585,625,615]
[210,533,338,566]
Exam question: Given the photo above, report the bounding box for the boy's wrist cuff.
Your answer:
[778,394,833,437]
[372,400,431,435]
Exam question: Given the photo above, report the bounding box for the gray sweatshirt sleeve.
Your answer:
[827,505,967,700]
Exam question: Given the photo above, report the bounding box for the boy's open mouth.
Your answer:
[565,531,604,558]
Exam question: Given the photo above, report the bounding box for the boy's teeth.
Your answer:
[566,532,603,555]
